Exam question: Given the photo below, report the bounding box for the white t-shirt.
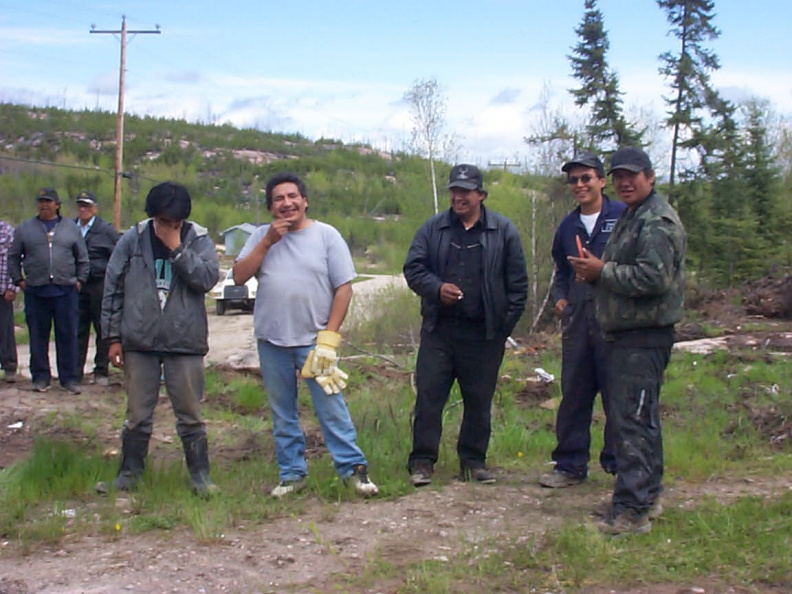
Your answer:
[237,221,356,347]
[580,211,600,237]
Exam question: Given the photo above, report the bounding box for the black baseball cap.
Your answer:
[36,187,60,203]
[447,164,485,192]
[76,191,98,206]
[561,152,605,177]
[608,147,653,174]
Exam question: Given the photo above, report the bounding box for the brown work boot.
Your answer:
[599,509,651,536]
[593,496,663,520]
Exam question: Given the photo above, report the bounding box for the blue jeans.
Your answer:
[257,340,367,482]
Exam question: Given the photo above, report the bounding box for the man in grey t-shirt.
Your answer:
[234,172,378,499]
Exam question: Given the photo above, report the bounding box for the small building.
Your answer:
[221,223,259,257]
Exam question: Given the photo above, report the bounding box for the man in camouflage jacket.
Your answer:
[569,146,686,536]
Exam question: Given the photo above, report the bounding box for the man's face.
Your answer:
[269,182,308,226]
[449,188,485,221]
[566,166,605,210]
[77,203,97,225]
[611,169,655,208]
[36,198,58,220]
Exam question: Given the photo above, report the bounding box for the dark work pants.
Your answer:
[409,319,506,471]
[123,351,205,438]
[78,281,110,379]
[25,288,80,386]
[607,343,671,517]
[553,300,615,477]
[0,297,17,373]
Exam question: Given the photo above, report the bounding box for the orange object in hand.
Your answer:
[575,235,585,258]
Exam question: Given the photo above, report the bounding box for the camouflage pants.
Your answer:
[606,343,671,517]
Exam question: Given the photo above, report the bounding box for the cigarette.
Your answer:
[457,294,463,300]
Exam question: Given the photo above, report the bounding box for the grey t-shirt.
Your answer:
[237,220,356,347]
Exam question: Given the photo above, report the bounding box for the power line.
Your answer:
[91,15,161,230]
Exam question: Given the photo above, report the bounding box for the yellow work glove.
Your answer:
[315,366,349,395]
[301,330,342,378]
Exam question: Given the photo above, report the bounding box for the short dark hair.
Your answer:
[265,173,307,209]
[144,182,192,220]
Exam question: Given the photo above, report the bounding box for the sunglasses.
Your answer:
[566,174,596,185]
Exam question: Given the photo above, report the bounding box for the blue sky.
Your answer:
[1,0,790,169]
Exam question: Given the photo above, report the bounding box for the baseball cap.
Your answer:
[447,164,485,192]
[608,147,653,174]
[36,187,60,203]
[76,191,98,206]
[561,152,605,177]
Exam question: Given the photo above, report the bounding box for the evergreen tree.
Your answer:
[568,0,641,150]
[742,99,785,238]
[657,0,723,203]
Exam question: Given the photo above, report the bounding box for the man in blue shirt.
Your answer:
[540,153,626,489]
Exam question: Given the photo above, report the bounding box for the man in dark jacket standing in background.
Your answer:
[100,182,220,497]
[74,191,120,386]
[404,164,528,487]
[540,153,626,489]
[569,147,686,536]
[8,188,88,394]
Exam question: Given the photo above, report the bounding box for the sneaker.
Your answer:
[62,382,81,395]
[32,381,50,392]
[593,496,663,521]
[539,469,585,488]
[270,478,307,498]
[3,370,17,383]
[349,464,379,497]
[409,462,434,487]
[599,508,652,536]
[94,375,110,387]
[459,465,496,484]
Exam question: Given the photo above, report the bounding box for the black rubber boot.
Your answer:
[96,428,150,494]
[182,433,220,498]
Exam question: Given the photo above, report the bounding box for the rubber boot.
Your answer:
[182,433,220,498]
[113,428,150,491]
[96,428,150,494]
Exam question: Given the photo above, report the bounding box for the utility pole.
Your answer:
[91,16,160,230]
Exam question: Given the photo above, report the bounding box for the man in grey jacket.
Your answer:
[99,182,220,497]
[8,188,89,394]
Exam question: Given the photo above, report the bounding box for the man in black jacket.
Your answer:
[74,191,120,385]
[403,164,528,486]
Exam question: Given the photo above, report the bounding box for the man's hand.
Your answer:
[109,342,125,369]
[553,298,568,317]
[263,218,293,248]
[568,249,604,283]
[301,330,342,377]
[153,218,183,251]
[439,282,464,305]
[3,289,15,303]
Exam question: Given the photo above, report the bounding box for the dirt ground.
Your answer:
[0,276,791,593]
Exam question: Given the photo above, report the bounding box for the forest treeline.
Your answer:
[0,101,790,333]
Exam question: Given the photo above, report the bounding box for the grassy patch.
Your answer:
[1,285,791,591]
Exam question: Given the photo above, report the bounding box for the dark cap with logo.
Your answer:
[447,164,485,192]
[76,191,98,206]
[562,152,605,177]
[608,146,653,174]
[36,187,60,203]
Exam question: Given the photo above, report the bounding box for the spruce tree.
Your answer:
[568,0,640,150]
[657,0,722,203]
